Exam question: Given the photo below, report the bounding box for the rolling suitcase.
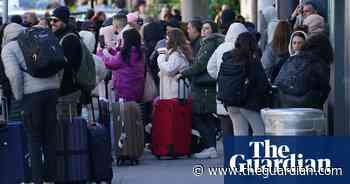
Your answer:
[111,100,144,165]
[152,77,192,159]
[0,94,31,183]
[56,108,90,183]
[87,100,113,183]
[0,122,31,183]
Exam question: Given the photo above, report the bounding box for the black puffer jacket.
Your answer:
[274,51,331,109]
[221,52,271,111]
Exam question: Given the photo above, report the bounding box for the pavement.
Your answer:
[111,140,225,184]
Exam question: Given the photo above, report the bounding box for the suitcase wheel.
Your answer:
[156,156,161,160]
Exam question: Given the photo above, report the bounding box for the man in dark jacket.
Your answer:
[50,6,82,116]
[181,21,224,158]
[187,19,202,58]
[51,6,82,97]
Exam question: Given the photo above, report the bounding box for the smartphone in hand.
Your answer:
[99,35,106,49]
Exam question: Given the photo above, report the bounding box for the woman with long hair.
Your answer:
[261,20,291,83]
[157,28,192,99]
[222,32,270,136]
[274,33,332,109]
[98,28,145,101]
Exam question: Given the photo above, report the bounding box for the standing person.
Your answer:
[99,12,128,50]
[221,32,270,136]
[2,23,61,183]
[148,20,181,89]
[22,12,39,27]
[180,21,224,158]
[98,28,145,102]
[261,20,291,83]
[289,2,318,29]
[274,34,332,109]
[50,6,82,103]
[187,19,202,58]
[220,9,235,35]
[133,0,147,20]
[157,28,192,100]
[207,23,248,136]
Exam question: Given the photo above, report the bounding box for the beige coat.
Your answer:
[158,50,189,100]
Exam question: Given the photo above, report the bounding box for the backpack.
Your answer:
[17,27,66,78]
[217,54,250,107]
[60,33,96,93]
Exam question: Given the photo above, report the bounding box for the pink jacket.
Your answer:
[98,47,145,102]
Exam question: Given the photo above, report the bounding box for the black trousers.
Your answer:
[23,89,58,183]
[192,113,217,149]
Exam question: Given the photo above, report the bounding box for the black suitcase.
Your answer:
[87,99,113,183]
[56,117,90,183]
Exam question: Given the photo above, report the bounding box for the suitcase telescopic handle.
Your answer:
[0,96,9,123]
[177,76,189,103]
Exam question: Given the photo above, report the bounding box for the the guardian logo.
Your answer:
[230,139,332,172]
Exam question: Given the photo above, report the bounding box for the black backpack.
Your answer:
[17,27,66,78]
[217,54,250,107]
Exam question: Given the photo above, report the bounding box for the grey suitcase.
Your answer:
[111,100,144,165]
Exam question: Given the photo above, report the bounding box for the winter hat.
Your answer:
[127,12,138,23]
[52,6,70,24]
[303,14,325,36]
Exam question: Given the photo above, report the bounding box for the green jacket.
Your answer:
[182,33,225,114]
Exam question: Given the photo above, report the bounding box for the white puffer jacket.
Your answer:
[207,23,248,115]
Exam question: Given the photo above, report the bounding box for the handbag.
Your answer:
[142,71,158,102]
[193,72,216,86]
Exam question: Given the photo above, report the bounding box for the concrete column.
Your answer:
[240,0,258,24]
[181,0,208,22]
[2,0,8,24]
[257,0,274,32]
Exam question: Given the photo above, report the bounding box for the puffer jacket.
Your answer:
[182,33,224,114]
[1,23,61,100]
[274,52,331,109]
[221,52,271,111]
[207,23,248,115]
[98,47,145,102]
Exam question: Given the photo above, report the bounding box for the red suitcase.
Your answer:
[151,78,192,159]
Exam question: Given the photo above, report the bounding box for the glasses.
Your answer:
[50,18,60,23]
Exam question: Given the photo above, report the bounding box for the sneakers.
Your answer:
[193,147,218,159]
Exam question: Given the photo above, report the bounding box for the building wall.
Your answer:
[328,0,349,135]
[181,0,209,22]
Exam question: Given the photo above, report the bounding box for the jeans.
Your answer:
[23,90,58,183]
[192,113,217,149]
[227,107,265,136]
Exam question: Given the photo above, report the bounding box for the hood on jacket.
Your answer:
[79,30,96,53]
[2,23,26,48]
[289,31,308,56]
[303,14,325,36]
[224,23,248,43]
[262,6,277,24]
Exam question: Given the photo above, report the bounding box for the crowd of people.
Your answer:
[0,0,333,183]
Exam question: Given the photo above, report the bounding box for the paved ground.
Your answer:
[111,141,224,184]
